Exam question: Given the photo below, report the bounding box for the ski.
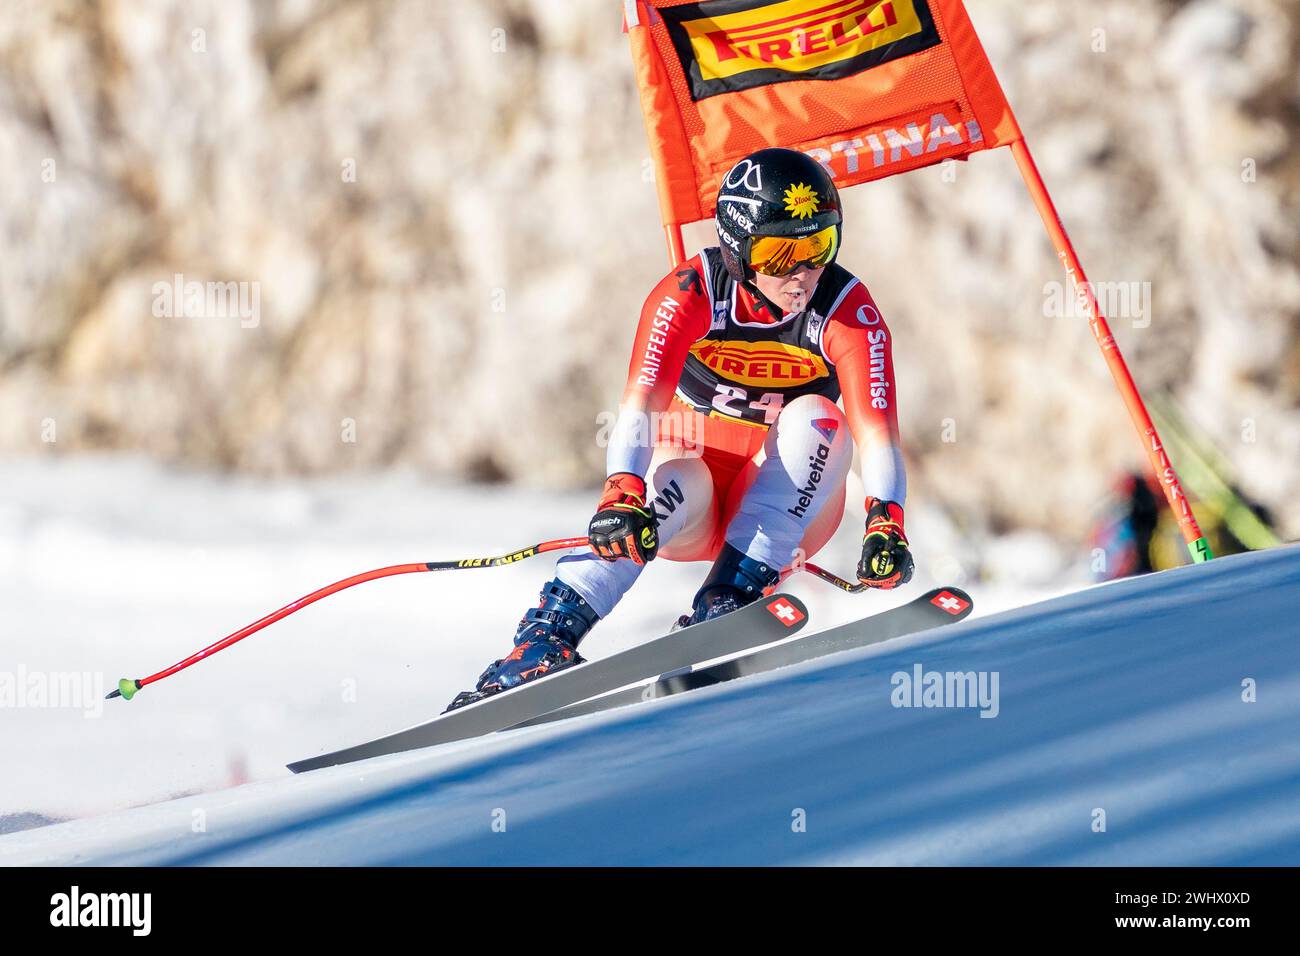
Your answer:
[511,586,974,730]
[287,592,811,773]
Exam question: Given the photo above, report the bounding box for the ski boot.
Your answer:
[444,579,600,712]
[673,542,781,630]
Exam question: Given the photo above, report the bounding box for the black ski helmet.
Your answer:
[715,147,843,282]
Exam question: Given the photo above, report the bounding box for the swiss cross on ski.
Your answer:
[766,597,805,626]
[931,591,970,615]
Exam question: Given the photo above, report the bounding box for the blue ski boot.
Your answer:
[674,542,782,630]
[445,579,600,712]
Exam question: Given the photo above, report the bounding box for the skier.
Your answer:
[448,147,913,711]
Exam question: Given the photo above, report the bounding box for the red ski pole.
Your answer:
[797,562,871,593]
[106,537,587,701]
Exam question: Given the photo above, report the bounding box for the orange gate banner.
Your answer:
[624,0,1212,562]
[626,0,1022,229]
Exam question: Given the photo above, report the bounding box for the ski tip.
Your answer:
[107,678,141,701]
[922,586,975,621]
[286,755,332,775]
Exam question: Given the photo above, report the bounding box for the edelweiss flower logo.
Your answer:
[783,182,820,219]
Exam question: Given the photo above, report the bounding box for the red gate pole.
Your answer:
[1010,138,1212,563]
[664,222,686,267]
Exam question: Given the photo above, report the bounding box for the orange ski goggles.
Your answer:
[747,225,839,277]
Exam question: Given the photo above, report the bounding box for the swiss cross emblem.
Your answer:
[766,597,805,627]
[931,591,970,615]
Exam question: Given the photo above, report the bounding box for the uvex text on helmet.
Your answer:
[715,147,843,282]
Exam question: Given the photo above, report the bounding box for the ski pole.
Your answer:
[106,537,588,701]
[795,562,870,594]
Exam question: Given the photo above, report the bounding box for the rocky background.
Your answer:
[1,0,1296,551]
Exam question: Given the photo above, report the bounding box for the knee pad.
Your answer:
[769,394,852,491]
[646,454,712,541]
[770,394,849,452]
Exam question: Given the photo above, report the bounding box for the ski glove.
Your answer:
[588,473,658,564]
[858,497,913,589]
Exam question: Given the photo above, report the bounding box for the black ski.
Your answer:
[511,586,974,729]
[287,592,811,773]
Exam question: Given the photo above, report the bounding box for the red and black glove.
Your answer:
[857,497,914,589]
[588,473,659,564]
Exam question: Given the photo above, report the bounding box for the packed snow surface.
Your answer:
[2,458,1295,865]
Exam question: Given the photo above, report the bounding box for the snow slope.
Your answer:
[0,456,1054,821]
[3,539,1297,866]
